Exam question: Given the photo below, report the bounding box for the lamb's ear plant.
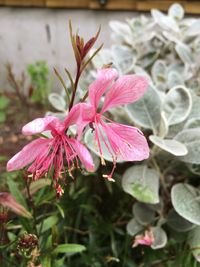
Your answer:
[81,2,200,263]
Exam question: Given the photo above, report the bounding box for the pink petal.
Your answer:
[7,138,50,171]
[22,116,64,136]
[101,122,149,161]
[101,75,148,113]
[89,68,118,110]
[64,103,82,128]
[69,138,94,172]
[0,192,32,218]
[75,103,94,139]
[132,230,154,248]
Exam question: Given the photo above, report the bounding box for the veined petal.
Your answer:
[22,116,64,135]
[89,68,118,110]
[101,122,149,161]
[101,75,148,113]
[64,103,81,128]
[74,103,94,139]
[7,138,50,171]
[69,138,94,172]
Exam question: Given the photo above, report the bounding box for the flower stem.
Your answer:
[25,177,38,236]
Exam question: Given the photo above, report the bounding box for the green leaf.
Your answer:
[149,135,188,156]
[122,165,159,204]
[41,256,51,267]
[37,215,58,233]
[162,85,192,126]
[7,177,28,209]
[171,183,200,225]
[188,226,200,262]
[28,178,51,196]
[53,244,86,255]
[175,128,200,164]
[126,85,161,134]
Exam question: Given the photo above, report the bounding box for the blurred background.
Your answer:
[0,0,199,90]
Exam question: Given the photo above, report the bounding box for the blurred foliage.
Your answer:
[27,61,50,105]
[0,94,10,123]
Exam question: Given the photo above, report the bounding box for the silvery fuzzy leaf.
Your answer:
[186,20,200,37]
[168,3,184,21]
[151,227,167,249]
[171,183,200,225]
[139,50,159,68]
[109,21,133,44]
[132,65,152,82]
[188,93,200,119]
[175,128,200,164]
[133,202,156,226]
[48,93,66,112]
[45,111,66,121]
[149,135,188,156]
[156,83,167,93]
[187,78,200,94]
[162,31,180,44]
[126,218,143,236]
[162,85,192,126]
[126,85,161,134]
[167,62,185,76]
[151,9,179,32]
[91,49,113,69]
[188,226,200,262]
[184,118,200,129]
[193,37,200,54]
[166,122,185,139]
[134,31,156,44]
[111,45,136,74]
[159,112,169,138]
[175,43,193,65]
[151,60,166,85]
[167,209,195,232]
[187,163,200,176]
[167,71,184,89]
[122,165,160,204]
[151,34,166,48]
[84,129,123,163]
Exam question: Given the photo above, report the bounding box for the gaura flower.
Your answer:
[132,229,154,248]
[7,106,94,196]
[77,68,149,180]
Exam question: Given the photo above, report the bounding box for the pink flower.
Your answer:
[7,106,94,195]
[132,229,154,248]
[78,68,149,180]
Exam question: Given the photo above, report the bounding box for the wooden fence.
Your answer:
[0,0,200,14]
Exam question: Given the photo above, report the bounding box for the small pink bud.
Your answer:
[132,229,154,248]
[0,192,32,218]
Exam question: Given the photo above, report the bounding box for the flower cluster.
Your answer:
[7,67,149,196]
